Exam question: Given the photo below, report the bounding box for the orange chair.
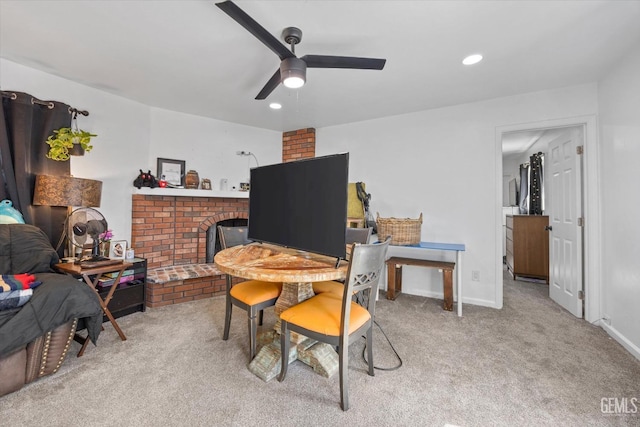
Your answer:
[218,226,282,360]
[278,237,391,410]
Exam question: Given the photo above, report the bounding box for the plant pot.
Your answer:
[69,144,85,156]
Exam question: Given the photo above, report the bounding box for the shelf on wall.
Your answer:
[133,188,249,198]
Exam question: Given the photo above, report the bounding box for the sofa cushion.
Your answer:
[0,224,59,275]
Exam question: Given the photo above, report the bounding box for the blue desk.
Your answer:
[386,241,466,316]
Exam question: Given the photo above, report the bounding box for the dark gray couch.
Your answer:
[0,224,103,396]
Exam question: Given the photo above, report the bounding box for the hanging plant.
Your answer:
[45,127,97,161]
[45,108,96,161]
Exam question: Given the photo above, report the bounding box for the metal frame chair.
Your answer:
[313,227,373,295]
[278,237,391,410]
[218,226,282,360]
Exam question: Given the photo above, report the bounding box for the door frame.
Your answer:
[495,115,601,323]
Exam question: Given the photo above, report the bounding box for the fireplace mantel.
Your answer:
[134,188,249,199]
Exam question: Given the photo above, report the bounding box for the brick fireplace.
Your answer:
[130,126,315,308]
[131,194,248,307]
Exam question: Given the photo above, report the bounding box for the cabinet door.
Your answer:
[512,216,548,279]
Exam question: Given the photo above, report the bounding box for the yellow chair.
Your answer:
[219,226,282,360]
[278,237,391,410]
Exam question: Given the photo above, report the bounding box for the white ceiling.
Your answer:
[2,0,640,137]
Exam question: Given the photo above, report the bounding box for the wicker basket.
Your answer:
[376,212,423,246]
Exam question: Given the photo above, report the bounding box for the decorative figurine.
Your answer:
[0,200,25,224]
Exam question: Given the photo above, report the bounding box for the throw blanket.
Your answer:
[0,274,42,292]
[0,289,32,310]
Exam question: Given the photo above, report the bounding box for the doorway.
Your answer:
[495,115,601,323]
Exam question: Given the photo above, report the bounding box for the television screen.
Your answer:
[248,153,349,260]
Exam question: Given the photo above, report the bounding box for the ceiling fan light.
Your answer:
[283,76,304,89]
[281,57,306,89]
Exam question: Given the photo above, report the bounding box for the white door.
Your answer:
[547,127,583,317]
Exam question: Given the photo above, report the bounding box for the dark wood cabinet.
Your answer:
[97,258,146,320]
[506,215,549,282]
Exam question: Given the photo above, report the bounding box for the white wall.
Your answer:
[318,84,598,308]
[597,42,640,358]
[149,108,281,191]
[0,58,281,247]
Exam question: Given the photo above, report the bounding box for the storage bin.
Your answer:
[376,212,422,245]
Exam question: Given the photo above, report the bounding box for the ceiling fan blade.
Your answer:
[216,1,295,61]
[301,55,386,70]
[255,68,282,100]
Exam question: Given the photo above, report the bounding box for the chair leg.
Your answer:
[248,310,258,360]
[278,321,290,382]
[339,336,349,411]
[366,326,374,376]
[223,296,233,341]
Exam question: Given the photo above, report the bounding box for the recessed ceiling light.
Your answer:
[269,102,282,110]
[462,54,483,65]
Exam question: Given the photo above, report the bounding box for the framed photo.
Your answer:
[109,240,127,260]
[157,158,185,187]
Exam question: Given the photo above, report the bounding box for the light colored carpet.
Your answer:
[1,269,639,426]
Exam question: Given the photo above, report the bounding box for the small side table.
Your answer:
[55,260,133,356]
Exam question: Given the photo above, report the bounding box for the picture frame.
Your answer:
[157,158,185,187]
[109,240,127,260]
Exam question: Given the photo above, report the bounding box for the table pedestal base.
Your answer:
[248,332,338,382]
[245,280,340,381]
[273,282,314,344]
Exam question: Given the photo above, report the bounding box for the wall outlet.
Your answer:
[472,270,480,282]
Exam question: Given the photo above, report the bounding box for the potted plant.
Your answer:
[45,127,97,161]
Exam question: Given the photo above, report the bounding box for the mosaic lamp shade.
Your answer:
[33,175,102,207]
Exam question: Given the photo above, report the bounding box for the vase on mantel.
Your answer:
[185,170,200,189]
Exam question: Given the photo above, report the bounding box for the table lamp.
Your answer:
[33,174,102,257]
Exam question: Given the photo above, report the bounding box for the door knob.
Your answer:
[545,225,553,231]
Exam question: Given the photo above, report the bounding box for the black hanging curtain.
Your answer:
[529,152,544,215]
[0,91,71,247]
[517,152,544,215]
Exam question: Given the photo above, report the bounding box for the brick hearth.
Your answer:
[131,194,248,307]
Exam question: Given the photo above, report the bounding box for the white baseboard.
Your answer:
[387,288,499,310]
[600,322,640,361]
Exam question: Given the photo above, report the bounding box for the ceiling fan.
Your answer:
[216,0,386,100]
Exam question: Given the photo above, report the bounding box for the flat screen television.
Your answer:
[248,153,349,261]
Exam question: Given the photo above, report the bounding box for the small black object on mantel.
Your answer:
[133,170,158,189]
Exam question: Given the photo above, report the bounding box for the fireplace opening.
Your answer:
[206,218,248,263]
